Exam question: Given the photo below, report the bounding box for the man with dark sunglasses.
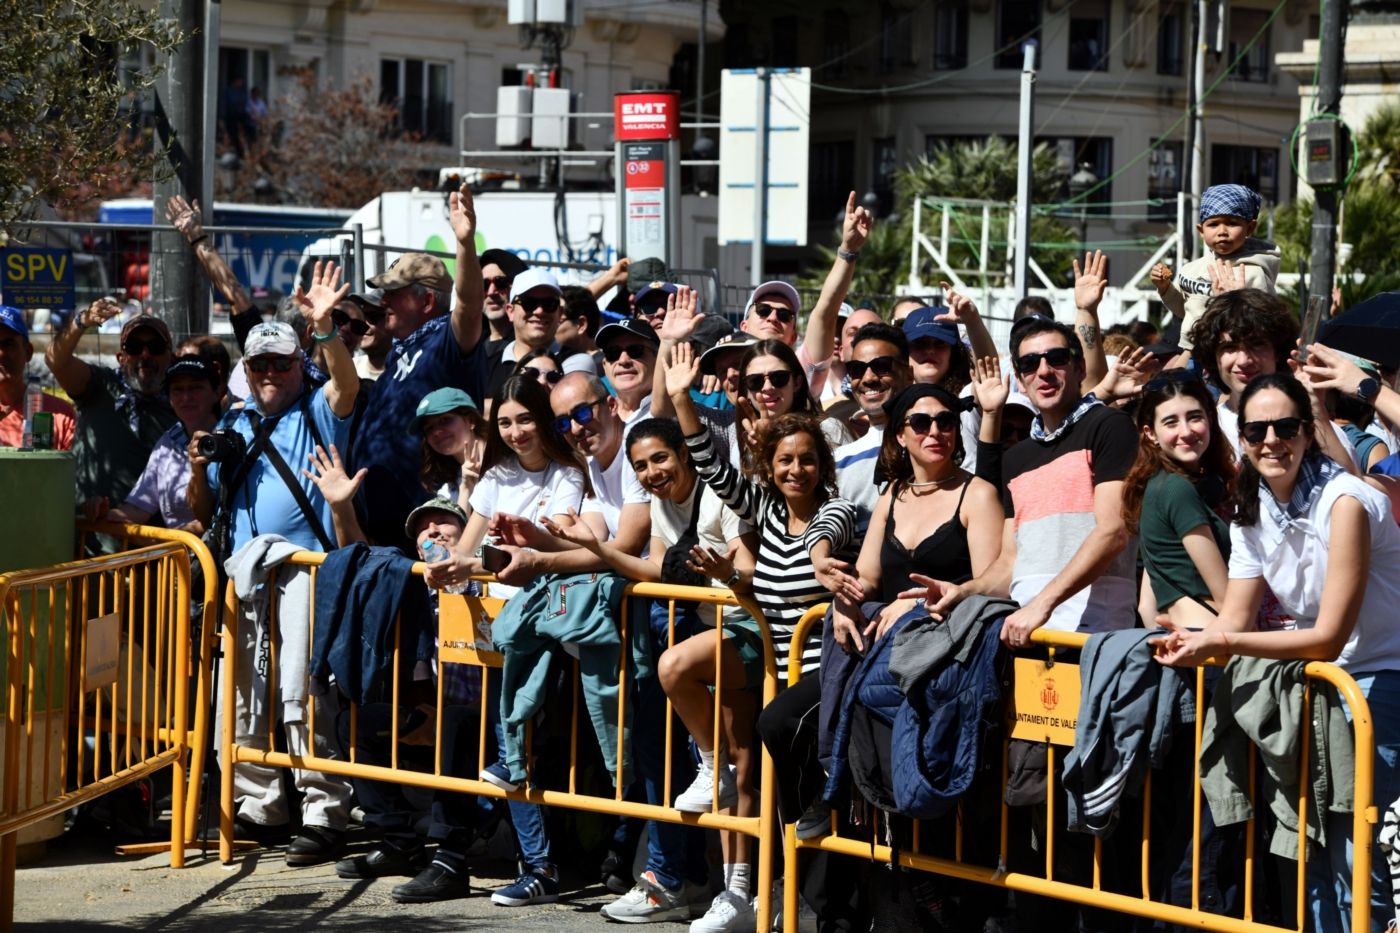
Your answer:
[46,301,177,537]
[483,268,599,408]
[832,323,913,527]
[347,288,392,381]
[594,317,660,431]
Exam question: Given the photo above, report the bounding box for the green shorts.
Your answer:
[718,612,764,695]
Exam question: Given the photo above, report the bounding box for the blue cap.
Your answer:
[1199,184,1261,224]
[634,281,679,306]
[0,306,27,340]
[902,307,959,347]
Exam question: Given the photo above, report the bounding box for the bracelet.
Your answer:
[189,234,209,247]
[311,329,337,343]
[837,247,860,262]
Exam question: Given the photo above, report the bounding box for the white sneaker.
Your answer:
[601,870,694,923]
[691,890,756,933]
[675,765,737,813]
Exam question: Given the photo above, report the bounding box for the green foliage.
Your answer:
[798,137,1079,297]
[0,0,183,227]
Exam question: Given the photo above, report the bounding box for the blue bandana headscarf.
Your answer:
[1199,184,1261,224]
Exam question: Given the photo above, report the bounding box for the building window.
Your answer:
[933,1,969,70]
[1157,3,1185,76]
[1041,135,1113,213]
[878,4,915,73]
[381,57,453,144]
[810,140,855,218]
[1228,9,1271,83]
[1068,0,1109,71]
[873,137,898,216]
[1147,140,1184,221]
[1211,144,1278,203]
[996,0,1041,69]
[822,11,850,79]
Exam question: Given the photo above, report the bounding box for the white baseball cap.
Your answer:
[508,268,563,304]
[245,321,301,357]
[744,281,801,314]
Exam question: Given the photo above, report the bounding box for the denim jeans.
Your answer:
[633,597,708,890]
[488,675,553,871]
[1307,669,1400,933]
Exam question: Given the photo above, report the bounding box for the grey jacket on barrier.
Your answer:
[1061,628,1191,838]
[1199,655,1353,859]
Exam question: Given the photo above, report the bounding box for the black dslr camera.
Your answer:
[197,428,246,463]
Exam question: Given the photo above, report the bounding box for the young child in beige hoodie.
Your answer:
[1152,183,1280,349]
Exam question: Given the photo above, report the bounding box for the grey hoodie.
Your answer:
[1176,236,1281,348]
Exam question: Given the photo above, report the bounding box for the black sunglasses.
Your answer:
[743,370,794,393]
[331,308,370,336]
[1144,368,1202,393]
[515,295,560,315]
[602,342,653,363]
[1240,417,1303,445]
[635,301,668,319]
[246,356,298,374]
[904,411,960,435]
[123,336,168,356]
[553,399,602,433]
[752,303,794,325]
[526,367,563,386]
[483,275,512,294]
[846,356,900,381]
[1014,346,1076,375]
[361,307,386,326]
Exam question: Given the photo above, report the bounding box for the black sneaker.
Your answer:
[392,862,473,903]
[335,843,429,880]
[285,825,346,866]
[200,816,290,847]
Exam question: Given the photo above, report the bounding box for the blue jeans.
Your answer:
[487,675,552,872]
[1307,669,1400,933]
[633,597,708,890]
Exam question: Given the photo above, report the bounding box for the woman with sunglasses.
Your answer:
[1120,369,1236,629]
[1155,372,1400,931]
[736,339,852,474]
[412,387,488,515]
[512,349,564,391]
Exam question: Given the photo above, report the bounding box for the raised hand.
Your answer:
[1072,250,1109,313]
[79,297,126,330]
[659,285,704,343]
[663,340,702,399]
[1095,346,1157,401]
[301,444,366,506]
[164,195,204,242]
[969,356,1009,413]
[841,190,875,254]
[1207,258,1247,296]
[448,182,477,246]
[736,396,767,448]
[1149,263,1173,293]
[937,281,982,327]
[294,259,351,331]
[1299,341,1368,397]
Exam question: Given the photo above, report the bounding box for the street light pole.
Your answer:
[1013,41,1038,298]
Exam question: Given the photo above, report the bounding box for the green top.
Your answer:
[71,366,176,506]
[1139,469,1230,611]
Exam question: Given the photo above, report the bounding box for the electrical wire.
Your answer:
[1034,0,1160,133]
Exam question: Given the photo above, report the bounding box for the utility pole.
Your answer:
[1188,0,1208,259]
[1307,0,1348,302]
[751,67,769,285]
[150,0,207,339]
[695,0,707,125]
[1012,41,1037,298]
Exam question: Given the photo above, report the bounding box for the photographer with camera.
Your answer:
[185,260,360,866]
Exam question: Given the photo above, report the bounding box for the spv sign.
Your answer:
[1,248,76,310]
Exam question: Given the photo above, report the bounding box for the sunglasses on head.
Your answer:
[553,399,603,433]
[846,356,900,381]
[123,336,168,356]
[515,295,560,315]
[1144,368,1202,393]
[904,410,960,435]
[1014,346,1076,376]
[603,342,652,364]
[752,303,794,325]
[1240,417,1303,445]
[483,275,512,294]
[743,370,794,394]
[331,308,370,336]
[246,356,298,374]
[527,367,563,386]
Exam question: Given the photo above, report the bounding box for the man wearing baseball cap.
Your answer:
[353,182,493,548]
[483,268,598,405]
[480,247,528,351]
[0,306,75,450]
[46,299,176,520]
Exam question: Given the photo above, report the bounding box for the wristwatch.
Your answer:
[1356,377,1380,403]
[724,569,741,588]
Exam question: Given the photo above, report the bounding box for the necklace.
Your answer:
[906,473,962,490]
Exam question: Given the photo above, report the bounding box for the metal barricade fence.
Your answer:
[0,543,193,925]
[782,605,1377,933]
[216,552,784,929]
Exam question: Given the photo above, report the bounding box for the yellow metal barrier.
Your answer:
[782,603,1378,933]
[216,553,784,929]
[0,543,192,926]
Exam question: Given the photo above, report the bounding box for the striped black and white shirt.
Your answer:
[686,427,859,675]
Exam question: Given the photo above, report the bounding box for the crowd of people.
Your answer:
[5,179,1400,933]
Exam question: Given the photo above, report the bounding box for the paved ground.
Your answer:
[13,824,644,932]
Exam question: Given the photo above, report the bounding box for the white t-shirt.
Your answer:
[834,425,885,530]
[581,447,650,539]
[1229,471,1400,673]
[650,482,749,590]
[469,458,586,599]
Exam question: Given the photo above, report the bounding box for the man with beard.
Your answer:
[479,248,525,355]
[46,300,176,517]
[0,306,74,449]
[347,287,392,381]
[832,323,914,528]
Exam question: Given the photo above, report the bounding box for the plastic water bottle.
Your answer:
[21,380,42,449]
[420,539,467,594]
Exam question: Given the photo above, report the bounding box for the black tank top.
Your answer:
[879,479,973,602]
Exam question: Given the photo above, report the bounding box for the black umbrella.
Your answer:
[1317,291,1400,368]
